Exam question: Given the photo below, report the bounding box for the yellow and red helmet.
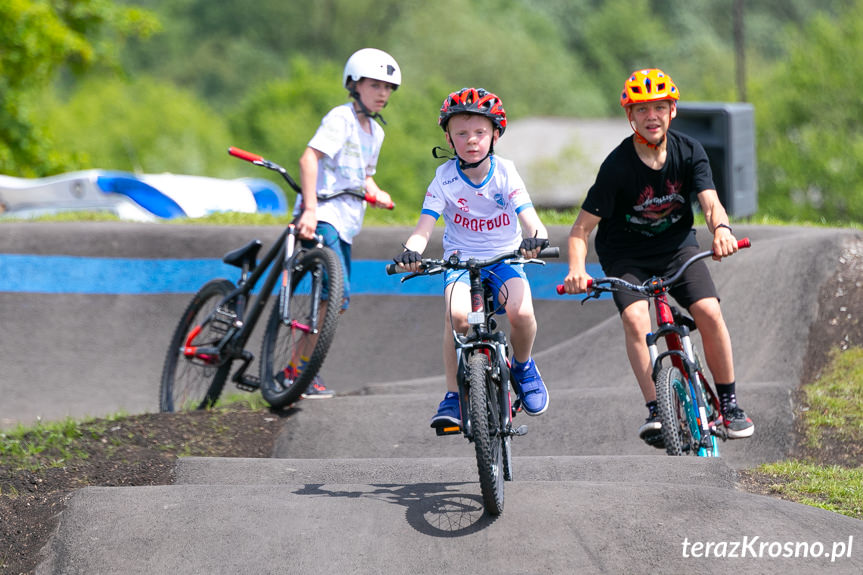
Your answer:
[620,69,679,107]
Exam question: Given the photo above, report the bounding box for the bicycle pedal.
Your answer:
[435,425,461,436]
[511,398,523,418]
[236,376,260,392]
[511,424,528,436]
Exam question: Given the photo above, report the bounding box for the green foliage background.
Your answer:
[2,0,860,223]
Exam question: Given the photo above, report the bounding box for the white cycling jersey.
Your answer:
[422,156,534,259]
[294,103,383,243]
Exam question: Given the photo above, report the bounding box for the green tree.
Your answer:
[0,0,156,175]
[43,76,233,176]
[752,0,863,223]
[228,57,446,211]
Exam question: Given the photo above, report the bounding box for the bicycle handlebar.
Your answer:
[555,238,750,296]
[228,146,395,210]
[386,246,560,277]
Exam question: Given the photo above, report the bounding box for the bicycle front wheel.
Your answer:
[160,279,235,412]
[468,352,505,515]
[259,247,343,408]
[655,365,698,456]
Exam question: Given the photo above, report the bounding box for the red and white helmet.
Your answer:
[343,48,401,89]
[438,88,507,136]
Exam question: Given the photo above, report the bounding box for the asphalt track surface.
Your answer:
[2,222,862,574]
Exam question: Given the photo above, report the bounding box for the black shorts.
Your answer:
[601,245,719,314]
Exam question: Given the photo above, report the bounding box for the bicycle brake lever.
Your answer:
[580,293,598,305]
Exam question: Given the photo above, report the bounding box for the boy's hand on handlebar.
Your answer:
[369,190,395,210]
[712,226,738,260]
[296,208,318,240]
[393,249,422,272]
[519,236,549,259]
[561,271,592,294]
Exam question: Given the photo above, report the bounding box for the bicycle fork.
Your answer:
[647,325,717,454]
[452,341,526,441]
[278,229,324,335]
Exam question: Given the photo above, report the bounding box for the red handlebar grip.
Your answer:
[228,147,264,163]
[555,278,592,295]
[364,193,395,210]
[738,237,751,249]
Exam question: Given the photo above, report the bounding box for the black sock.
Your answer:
[716,382,736,411]
[646,400,658,415]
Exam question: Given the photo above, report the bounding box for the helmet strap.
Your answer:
[626,108,663,150]
[431,144,494,170]
[350,88,387,126]
[457,147,492,170]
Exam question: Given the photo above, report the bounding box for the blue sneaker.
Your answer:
[430,392,461,428]
[510,358,548,416]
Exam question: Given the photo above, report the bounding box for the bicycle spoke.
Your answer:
[160,280,234,412]
[259,247,342,409]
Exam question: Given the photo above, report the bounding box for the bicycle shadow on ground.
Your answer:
[292,482,498,536]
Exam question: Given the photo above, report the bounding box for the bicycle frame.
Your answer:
[388,247,558,439]
[645,291,721,455]
[558,238,750,457]
[451,263,515,442]
[180,144,389,392]
[181,224,324,390]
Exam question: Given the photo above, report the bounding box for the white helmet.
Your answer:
[343,48,401,90]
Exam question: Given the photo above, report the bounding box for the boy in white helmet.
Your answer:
[290,48,401,398]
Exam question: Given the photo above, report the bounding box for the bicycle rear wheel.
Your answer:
[160,279,235,412]
[655,365,698,456]
[468,352,505,515]
[259,247,342,408]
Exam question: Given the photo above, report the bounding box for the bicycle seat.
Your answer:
[223,240,263,270]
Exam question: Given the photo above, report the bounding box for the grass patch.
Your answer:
[748,346,863,519]
[7,206,862,230]
[753,461,863,519]
[1,418,91,472]
[801,347,863,449]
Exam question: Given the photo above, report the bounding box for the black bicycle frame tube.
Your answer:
[217,225,292,351]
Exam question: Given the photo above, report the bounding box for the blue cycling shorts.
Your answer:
[302,221,350,310]
[444,262,527,313]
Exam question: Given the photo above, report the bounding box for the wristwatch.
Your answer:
[715,223,733,233]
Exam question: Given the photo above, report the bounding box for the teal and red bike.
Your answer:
[559,239,750,457]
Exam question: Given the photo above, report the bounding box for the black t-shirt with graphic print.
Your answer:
[581,129,715,263]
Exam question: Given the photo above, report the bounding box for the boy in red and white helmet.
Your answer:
[562,69,754,445]
[394,87,551,429]
[292,48,400,397]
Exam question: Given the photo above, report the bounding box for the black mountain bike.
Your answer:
[160,147,391,412]
[387,247,559,515]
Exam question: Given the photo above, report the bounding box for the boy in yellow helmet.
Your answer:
[561,69,754,446]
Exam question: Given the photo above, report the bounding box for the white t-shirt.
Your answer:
[295,103,384,243]
[422,156,534,259]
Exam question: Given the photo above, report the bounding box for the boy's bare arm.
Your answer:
[697,189,738,258]
[563,210,600,293]
[297,147,324,239]
[517,206,548,241]
[364,175,393,208]
[395,213,436,271]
